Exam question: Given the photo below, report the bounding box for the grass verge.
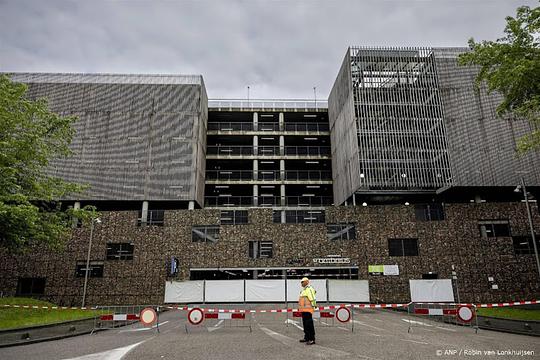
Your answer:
[476,307,540,321]
[0,297,103,330]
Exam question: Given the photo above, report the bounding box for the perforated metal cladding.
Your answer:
[328,49,362,205]
[350,47,452,191]
[434,48,540,187]
[17,73,207,203]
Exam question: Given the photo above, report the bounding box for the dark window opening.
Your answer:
[415,203,445,221]
[479,221,511,238]
[327,223,356,240]
[192,225,220,243]
[75,261,104,277]
[16,278,46,296]
[248,241,273,258]
[106,243,134,260]
[388,238,419,256]
[137,209,165,226]
[220,210,248,225]
[274,210,325,224]
[422,273,438,279]
[512,235,540,255]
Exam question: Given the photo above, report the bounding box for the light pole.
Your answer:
[515,177,540,279]
[82,217,101,308]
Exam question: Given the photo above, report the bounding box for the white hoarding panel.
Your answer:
[245,280,285,302]
[205,280,244,302]
[286,279,327,302]
[409,279,455,302]
[164,281,204,303]
[328,280,370,302]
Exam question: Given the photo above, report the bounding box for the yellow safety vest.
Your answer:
[298,285,317,313]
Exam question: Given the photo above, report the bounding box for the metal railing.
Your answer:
[207,146,331,157]
[205,170,332,182]
[204,196,333,207]
[284,123,329,132]
[207,122,330,133]
[208,99,328,111]
[284,146,331,156]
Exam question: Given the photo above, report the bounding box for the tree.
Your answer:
[458,3,540,153]
[0,75,95,252]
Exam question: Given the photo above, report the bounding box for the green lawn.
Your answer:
[476,307,540,321]
[0,297,103,330]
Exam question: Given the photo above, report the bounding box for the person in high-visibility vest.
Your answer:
[298,277,316,345]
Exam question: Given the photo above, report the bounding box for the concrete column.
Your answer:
[253,159,258,181]
[253,135,258,156]
[352,194,356,206]
[279,112,284,131]
[72,201,81,227]
[279,135,285,156]
[280,184,286,206]
[280,159,285,181]
[188,201,195,210]
[281,210,286,224]
[253,185,258,206]
[474,195,482,204]
[141,201,149,224]
[253,112,258,131]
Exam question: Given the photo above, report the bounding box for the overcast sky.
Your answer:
[0,0,536,99]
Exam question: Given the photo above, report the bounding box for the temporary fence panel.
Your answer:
[409,279,454,302]
[205,280,244,302]
[164,281,204,303]
[328,280,370,303]
[245,280,286,302]
[286,279,327,302]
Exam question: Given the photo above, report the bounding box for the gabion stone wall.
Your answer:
[0,202,539,305]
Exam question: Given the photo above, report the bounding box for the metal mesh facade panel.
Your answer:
[11,73,207,204]
[329,46,540,204]
[434,48,540,187]
[328,49,362,205]
[350,47,452,191]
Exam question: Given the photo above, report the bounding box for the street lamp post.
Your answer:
[516,177,540,279]
[82,217,100,308]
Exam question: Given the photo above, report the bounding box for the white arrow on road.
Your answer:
[62,341,145,360]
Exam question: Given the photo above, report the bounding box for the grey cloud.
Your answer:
[0,0,536,99]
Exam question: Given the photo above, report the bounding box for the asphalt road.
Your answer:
[1,307,538,360]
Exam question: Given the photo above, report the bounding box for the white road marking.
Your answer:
[435,326,456,332]
[259,326,373,359]
[118,320,169,333]
[208,320,224,332]
[62,341,145,360]
[285,318,304,331]
[400,339,429,345]
[337,326,349,331]
[374,319,383,322]
[353,320,385,331]
[401,319,433,327]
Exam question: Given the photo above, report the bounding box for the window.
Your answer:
[16,278,46,296]
[327,223,356,240]
[75,261,104,277]
[137,209,165,226]
[274,210,325,224]
[192,225,220,243]
[248,241,273,258]
[479,220,511,238]
[388,238,419,256]
[220,210,248,225]
[415,203,445,221]
[422,273,438,279]
[106,243,134,260]
[512,235,540,255]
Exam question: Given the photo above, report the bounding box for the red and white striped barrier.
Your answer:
[2,299,537,312]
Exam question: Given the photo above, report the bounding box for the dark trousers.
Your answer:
[301,312,315,341]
